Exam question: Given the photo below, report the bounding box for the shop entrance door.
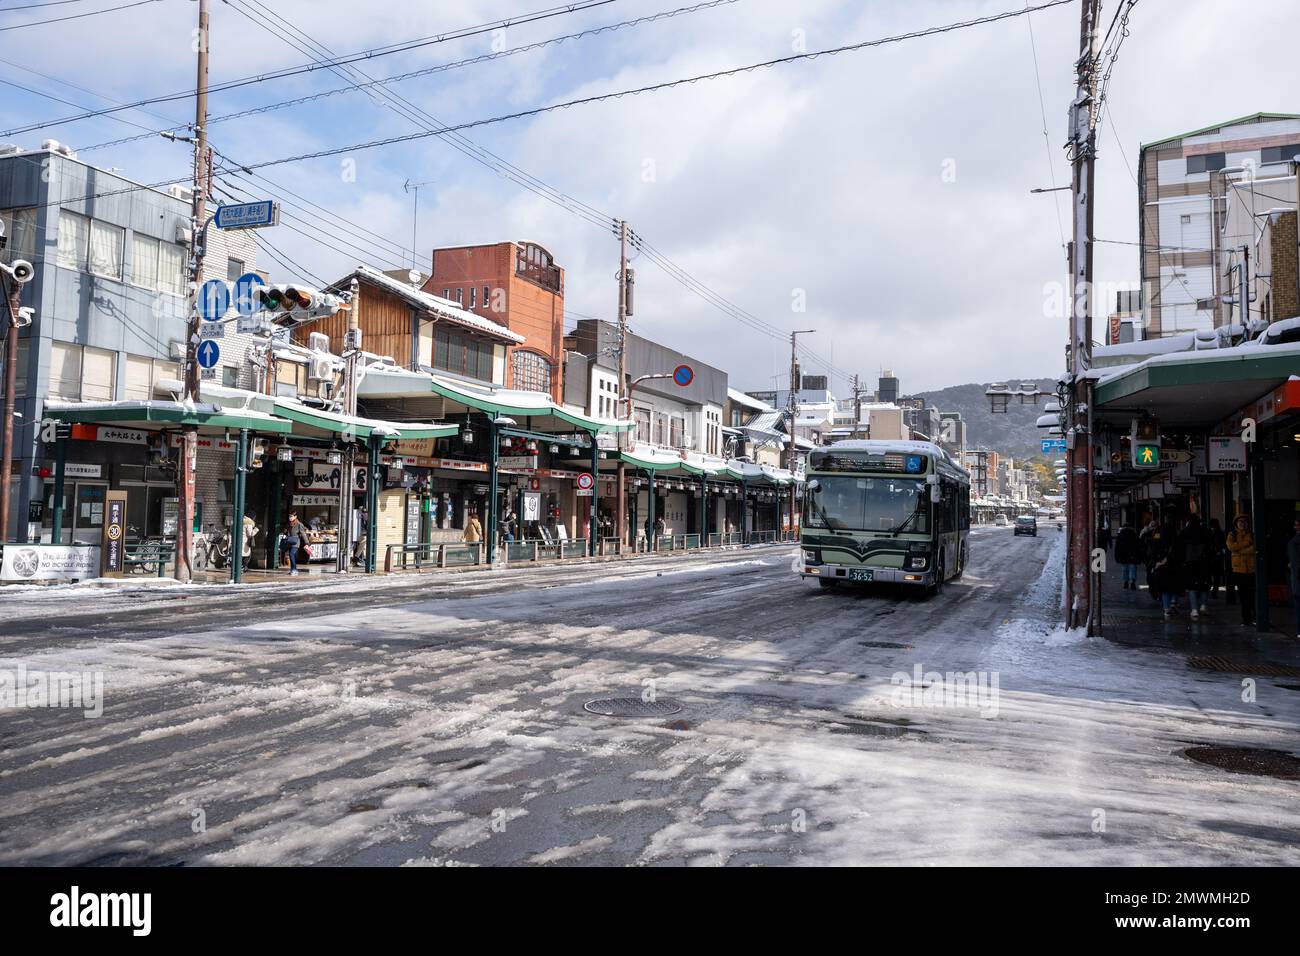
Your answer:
[71,481,108,545]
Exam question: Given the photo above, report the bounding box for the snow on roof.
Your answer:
[347,264,525,344]
[827,439,947,456]
[726,388,772,411]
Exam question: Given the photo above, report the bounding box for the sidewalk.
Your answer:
[1098,557,1300,671]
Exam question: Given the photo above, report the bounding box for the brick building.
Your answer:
[424,241,565,402]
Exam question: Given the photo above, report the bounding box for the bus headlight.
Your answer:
[908,556,928,569]
[802,549,818,563]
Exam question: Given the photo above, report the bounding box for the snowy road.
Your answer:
[3,527,1299,866]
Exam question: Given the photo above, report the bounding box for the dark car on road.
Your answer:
[1014,515,1037,537]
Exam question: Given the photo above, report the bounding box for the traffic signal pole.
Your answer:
[176,0,210,582]
[1064,0,1101,632]
[615,220,629,549]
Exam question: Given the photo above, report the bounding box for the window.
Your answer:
[469,286,476,309]
[0,207,36,264]
[131,234,160,289]
[634,407,651,443]
[82,346,115,400]
[670,415,685,448]
[1262,144,1300,164]
[158,242,185,295]
[456,288,463,304]
[56,211,89,270]
[444,288,450,299]
[1186,152,1226,174]
[482,285,490,310]
[88,219,124,278]
[125,355,178,399]
[226,257,244,281]
[432,328,496,383]
[511,349,552,393]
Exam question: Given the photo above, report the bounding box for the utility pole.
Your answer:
[787,330,814,535]
[175,0,210,582]
[615,219,629,549]
[852,373,863,438]
[1,261,33,543]
[337,277,361,573]
[1064,0,1101,632]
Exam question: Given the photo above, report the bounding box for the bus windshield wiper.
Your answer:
[890,504,925,537]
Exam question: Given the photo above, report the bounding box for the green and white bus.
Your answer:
[799,440,970,595]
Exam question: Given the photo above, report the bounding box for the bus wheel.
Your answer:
[818,578,839,590]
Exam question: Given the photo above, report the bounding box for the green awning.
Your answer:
[427,377,634,435]
[271,399,457,441]
[44,401,293,434]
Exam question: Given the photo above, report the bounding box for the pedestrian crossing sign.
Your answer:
[1133,443,1161,468]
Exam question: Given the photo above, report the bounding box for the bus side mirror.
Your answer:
[807,479,820,493]
[930,483,941,503]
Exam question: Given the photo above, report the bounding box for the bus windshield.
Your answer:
[805,475,930,534]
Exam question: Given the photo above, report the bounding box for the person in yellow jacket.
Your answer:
[1225,514,1256,626]
[462,509,483,544]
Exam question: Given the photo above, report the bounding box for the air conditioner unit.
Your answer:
[307,356,333,382]
[308,332,330,353]
[175,223,193,246]
[169,341,186,361]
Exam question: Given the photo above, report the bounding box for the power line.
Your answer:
[1023,1,1066,251]
[2,0,619,136]
[0,0,162,32]
[0,0,106,12]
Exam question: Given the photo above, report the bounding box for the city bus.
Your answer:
[799,439,970,596]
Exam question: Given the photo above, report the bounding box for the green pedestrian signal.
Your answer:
[1134,443,1161,468]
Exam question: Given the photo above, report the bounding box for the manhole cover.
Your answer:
[1183,746,1300,780]
[583,697,683,717]
[858,641,913,649]
[1186,657,1300,678]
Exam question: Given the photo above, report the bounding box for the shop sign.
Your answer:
[64,463,101,479]
[102,491,127,576]
[391,439,437,458]
[295,459,368,493]
[522,492,542,521]
[97,426,149,446]
[1208,437,1247,472]
[575,488,594,497]
[170,435,235,452]
[547,469,584,480]
[437,458,487,473]
[1,545,101,582]
[1190,444,1207,476]
[499,455,538,471]
[292,494,340,507]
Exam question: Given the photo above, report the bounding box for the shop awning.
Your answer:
[1094,341,1300,428]
[42,399,293,434]
[410,372,635,435]
[270,397,458,442]
[726,461,795,485]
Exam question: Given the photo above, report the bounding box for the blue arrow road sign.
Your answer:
[197,339,221,369]
[198,279,229,322]
[1041,438,1067,453]
[232,271,265,316]
[214,200,278,230]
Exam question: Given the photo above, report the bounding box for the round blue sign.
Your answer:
[197,339,221,369]
[672,364,694,387]
[233,272,265,316]
[198,279,229,322]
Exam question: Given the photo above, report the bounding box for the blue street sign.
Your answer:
[197,339,221,369]
[232,271,265,316]
[198,279,229,322]
[214,200,278,230]
[1041,438,1067,453]
[672,364,694,387]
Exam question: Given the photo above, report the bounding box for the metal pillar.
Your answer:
[646,470,656,551]
[1250,460,1270,632]
[699,475,707,545]
[267,459,282,570]
[589,436,599,555]
[51,428,66,544]
[740,479,748,542]
[366,434,380,573]
[487,419,500,564]
[230,428,248,584]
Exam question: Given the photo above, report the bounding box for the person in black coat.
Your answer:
[1179,515,1212,619]
[1150,521,1183,617]
[1114,524,1142,590]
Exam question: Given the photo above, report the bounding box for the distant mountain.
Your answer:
[904,379,1058,463]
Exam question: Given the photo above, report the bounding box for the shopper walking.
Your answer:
[1207,518,1227,598]
[1179,514,1212,619]
[1114,523,1142,591]
[1150,520,1183,619]
[282,511,309,576]
[462,508,483,544]
[1226,514,1256,627]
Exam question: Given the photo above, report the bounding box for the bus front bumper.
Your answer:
[801,564,933,586]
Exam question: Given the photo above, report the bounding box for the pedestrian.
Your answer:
[654,515,666,540]
[1150,520,1183,619]
[1097,521,1112,553]
[1139,519,1161,598]
[1114,522,1142,590]
[351,505,368,567]
[1287,516,1300,640]
[1225,514,1256,627]
[241,512,258,572]
[282,510,309,576]
[1207,518,1227,598]
[500,505,517,545]
[1178,514,1212,619]
[462,508,483,544]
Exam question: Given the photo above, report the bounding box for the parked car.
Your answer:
[993,515,1010,527]
[1014,515,1038,537]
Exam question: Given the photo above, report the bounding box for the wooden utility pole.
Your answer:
[787,329,814,534]
[615,219,629,547]
[852,373,863,438]
[1065,0,1101,631]
[175,0,210,582]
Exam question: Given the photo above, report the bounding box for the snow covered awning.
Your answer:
[42,399,293,434]
[411,372,633,435]
[333,264,525,345]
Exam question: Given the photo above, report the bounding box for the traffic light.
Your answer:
[254,283,348,319]
[1130,419,1162,469]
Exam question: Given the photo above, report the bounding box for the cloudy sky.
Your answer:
[3,0,1297,393]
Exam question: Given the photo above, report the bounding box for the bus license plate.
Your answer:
[848,568,873,582]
